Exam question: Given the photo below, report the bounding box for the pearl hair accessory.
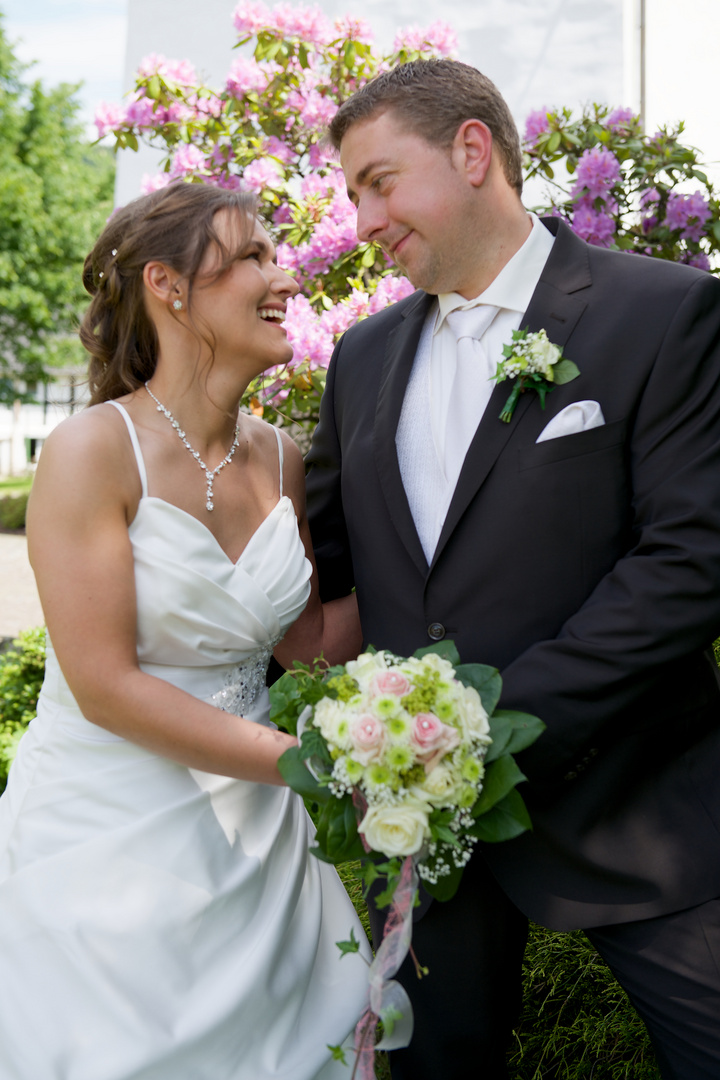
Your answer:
[173,299,183,311]
[144,381,240,512]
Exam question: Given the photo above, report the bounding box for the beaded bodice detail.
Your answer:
[208,636,283,724]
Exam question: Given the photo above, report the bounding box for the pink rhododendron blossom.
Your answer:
[319,289,372,336]
[665,190,711,241]
[171,144,207,176]
[284,294,334,366]
[308,142,335,169]
[606,107,636,131]
[242,157,284,193]
[207,144,234,168]
[570,202,616,247]
[213,172,243,191]
[393,21,458,56]
[270,2,333,45]
[572,146,621,199]
[94,101,126,139]
[276,242,300,273]
[141,172,173,194]
[124,93,158,129]
[138,54,197,85]
[226,56,273,97]
[372,670,411,697]
[298,89,338,131]
[524,108,551,144]
[334,14,374,44]
[349,715,387,765]
[233,0,271,36]
[369,275,416,313]
[264,135,297,164]
[272,203,294,226]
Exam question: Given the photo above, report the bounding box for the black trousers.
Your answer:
[369,856,720,1080]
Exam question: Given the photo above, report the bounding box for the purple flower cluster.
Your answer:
[665,190,711,242]
[233,1,334,46]
[569,146,621,249]
[523,108,551,145]
[606,107,636,132]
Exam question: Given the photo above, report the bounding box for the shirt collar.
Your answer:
[435,213,555,334]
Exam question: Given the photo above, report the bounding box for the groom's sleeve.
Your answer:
[305,339,356,602]
[499,270,720,784]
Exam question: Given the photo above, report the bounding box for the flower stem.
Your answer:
[499,381,523,423]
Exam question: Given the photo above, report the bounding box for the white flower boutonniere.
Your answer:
[493,328,580,423]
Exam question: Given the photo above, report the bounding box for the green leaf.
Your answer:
[490,710,546,756]
[361,244,377,267]
[472,754,526,817]
[423,862,463,902]
[379,1004,404,1038]
[552,358,580,385]
[469,788,532,842]
[336,927,361,956]
[277,745,332,803]
[455,664,502,715]
[146,75,161,100]
[327,1045,347,1064]
[413,640,461,666]
[319,796,366,863]
[546,131,561,153]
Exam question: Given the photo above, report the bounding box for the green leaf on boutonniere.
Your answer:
[552,358,581,384]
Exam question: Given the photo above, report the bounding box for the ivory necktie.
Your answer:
[443,304,499,483]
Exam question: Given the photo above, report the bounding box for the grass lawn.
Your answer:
[0,474,33,497]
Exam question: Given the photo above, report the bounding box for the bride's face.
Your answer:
[192,211,298,377]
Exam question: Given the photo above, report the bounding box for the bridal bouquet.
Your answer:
[270,642,544,1077]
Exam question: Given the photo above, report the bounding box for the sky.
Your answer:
[1,0,127,135]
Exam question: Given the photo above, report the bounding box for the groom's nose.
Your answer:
[355,195,388,245]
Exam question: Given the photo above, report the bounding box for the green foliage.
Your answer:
[509,924,660,1079]
[0,626,45,791]
[0,489,28,528]
[0,15,115,401]
[525,103,718,271]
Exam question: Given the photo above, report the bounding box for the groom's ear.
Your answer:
[452,119,493,188]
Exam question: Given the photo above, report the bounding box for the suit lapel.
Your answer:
[373,291,434,576]
[431,220,592,568]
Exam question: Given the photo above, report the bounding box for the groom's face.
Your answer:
[340,109,480,296]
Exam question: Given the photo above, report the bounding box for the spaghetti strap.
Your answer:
[273,426,284,499]
[107,401,148,498]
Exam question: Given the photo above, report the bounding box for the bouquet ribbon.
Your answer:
[353,855,417,1078]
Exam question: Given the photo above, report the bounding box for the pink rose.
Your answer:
[349,714,387,765]
[411,713,460,770]
[371,670,411,697]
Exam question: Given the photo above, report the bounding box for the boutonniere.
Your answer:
[493,328,580,423]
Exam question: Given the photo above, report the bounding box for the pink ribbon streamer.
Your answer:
[352,856,418,1079]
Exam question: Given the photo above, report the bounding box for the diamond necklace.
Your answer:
[145,381,240,512]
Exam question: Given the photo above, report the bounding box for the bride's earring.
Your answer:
[172,299,183,311]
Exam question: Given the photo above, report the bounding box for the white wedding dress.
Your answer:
[0,402,370,1080]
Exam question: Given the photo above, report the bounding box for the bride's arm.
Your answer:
[273,433,363,671]
[27,408,296,785]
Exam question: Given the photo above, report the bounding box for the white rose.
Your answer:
[359,800,429,857]
[456,686,490,742]
[346,651,388,692]
[313,698,353,751]
[410,763,462,807]
[527,332,561,379]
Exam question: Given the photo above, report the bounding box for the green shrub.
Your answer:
[0,490,29,529]
[0,626,45,791]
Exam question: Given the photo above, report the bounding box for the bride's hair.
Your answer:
[80,183,257,405]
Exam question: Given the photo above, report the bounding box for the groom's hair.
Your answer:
[328,58,523,196]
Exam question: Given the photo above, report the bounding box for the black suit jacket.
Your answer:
[305,219,720,930]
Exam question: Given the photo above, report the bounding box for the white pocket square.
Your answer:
[535,400,605,443]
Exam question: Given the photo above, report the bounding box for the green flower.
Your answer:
[386,745,415,772]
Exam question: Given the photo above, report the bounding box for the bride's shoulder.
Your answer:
[34,401,141,506]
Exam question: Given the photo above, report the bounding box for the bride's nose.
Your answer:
[270,264,299,299]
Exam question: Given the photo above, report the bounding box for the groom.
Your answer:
[305,59,720,1079]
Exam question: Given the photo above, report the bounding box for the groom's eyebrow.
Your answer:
[346,158,391,204]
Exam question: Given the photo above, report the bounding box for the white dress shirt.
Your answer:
[396,214,555,563]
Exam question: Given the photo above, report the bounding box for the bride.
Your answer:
[0,183,370,1079]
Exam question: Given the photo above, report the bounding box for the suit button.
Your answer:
[427,622,445,641]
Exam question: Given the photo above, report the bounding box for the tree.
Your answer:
[0,15,114,404]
